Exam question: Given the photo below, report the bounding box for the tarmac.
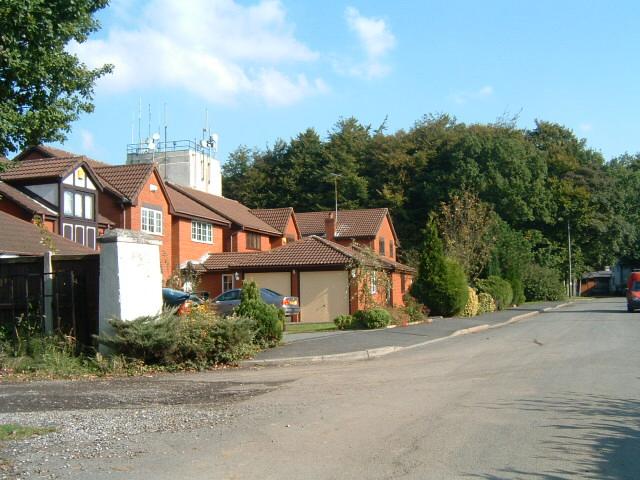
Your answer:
[243,301,574,366]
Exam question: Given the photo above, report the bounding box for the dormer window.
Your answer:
[379,237,386,256]
[63,189,94,220]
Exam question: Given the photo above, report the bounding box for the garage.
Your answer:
[244,271,291,296]
[300,270,349,323]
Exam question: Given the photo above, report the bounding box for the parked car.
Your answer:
[212,288,300,317]
[626,271,640,312]
[162,287,204,315]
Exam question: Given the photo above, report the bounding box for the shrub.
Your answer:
[402,293,428,323]
[334,314,354,330]
[476,276,513,310]
[523,264,566,301]
[174,312,256,366]
[461,287,479,317]
[477,293,496,314]
[411,221,469,317]
[234,280,283,347]
[352,308,392,329]
[510,277,526,305]
[97,309,179,364]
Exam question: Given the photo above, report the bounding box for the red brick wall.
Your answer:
[270,215,300,248]
[233,231,271,252]
[129,171,172,280]
[98,191,124,228]
[374,216,397,261]
[199,271,242,299]
[0,201,57,233]
[171,217,224,268]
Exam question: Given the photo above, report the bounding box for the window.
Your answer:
[63,191,74,215]
[191,221,213,243]
[217,289,240,301]
[370,271,378,294]
[74,193,83,217]
[246,232,261,250]
[84,195,94,220]
[141,207,163,235]
[389,241,394,259]
[379,238,385,256]
[222,274,234,292]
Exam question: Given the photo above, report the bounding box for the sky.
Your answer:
[52,0,640,166]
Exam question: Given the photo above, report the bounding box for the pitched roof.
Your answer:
[166,182,281,236]
[13,145,109,168]
[250,208,295,234]
[203,235,414,272]
[296,208,391,239]
[93,163,156,202]
[0,157,102,187]
[165,184,230,225]
[203,252,262,271]
[0,181,58,216]
[0,210,95,256]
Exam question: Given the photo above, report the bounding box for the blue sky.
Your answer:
[55,0,640,165]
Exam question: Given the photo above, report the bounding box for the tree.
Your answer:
[437,191,496,282]
[0,0,113,155]
[411,219,468,317]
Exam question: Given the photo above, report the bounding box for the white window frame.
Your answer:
[191,220,213,244]
[222,274,234,293]
[141,207,163,235]
[370,271,378,294]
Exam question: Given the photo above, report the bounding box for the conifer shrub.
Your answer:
[477,292,497,314]
[97,309,179,365]
[523,265,566,301]
[410,220,468,317]
[353,308,392,329]
[461,287,479,317]
[234,280,283,347]
[476,276,513,310]
[334,314,354,330]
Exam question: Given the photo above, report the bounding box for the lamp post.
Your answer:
[568,220,573,297]
[329,173,342,223]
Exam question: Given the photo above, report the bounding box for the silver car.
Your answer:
[212,288,300,317]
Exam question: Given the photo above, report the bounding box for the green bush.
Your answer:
[509,277,526,305]
[234,280,283,347]
[174,312,256,366]
[352,308,392,329]
[477,292,496,314]
[402,293,428,322]
[97,309,179,364]
[411,220,468,317]
[334,314,354,330]
[476,276,513,310]
[523,264,566,301]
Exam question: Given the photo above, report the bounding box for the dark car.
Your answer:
[212,288,300,317]
[162,288,204,315]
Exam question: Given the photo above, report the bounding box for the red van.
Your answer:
[626,271,640,312]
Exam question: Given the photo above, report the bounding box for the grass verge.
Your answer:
[285,322,337,334]
[0,424,55,441]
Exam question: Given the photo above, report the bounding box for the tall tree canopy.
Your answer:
[0,0,112,155]
[223,115,640,277]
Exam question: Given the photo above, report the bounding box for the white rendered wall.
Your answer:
[98,229,163,347]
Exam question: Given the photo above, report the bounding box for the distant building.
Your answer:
[126,139,222,196]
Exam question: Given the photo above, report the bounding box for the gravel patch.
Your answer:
[0,376,286,479]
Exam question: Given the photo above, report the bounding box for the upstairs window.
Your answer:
[246,232,261,250]
[389,241,394,259]
[141,207,162,235]
[379,237,386,256]
[63,190,94,220]
[191,221,213,243]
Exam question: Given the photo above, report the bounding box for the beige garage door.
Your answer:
[300,271,349,323]
[244,272,291,296]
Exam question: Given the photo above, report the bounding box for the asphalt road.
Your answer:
[3,297,640,479]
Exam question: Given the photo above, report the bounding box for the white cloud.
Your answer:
[344,7,396,78]
[579,123,593,133]
[452,85,494,105]
[71,0,325,106]
[80,129,95,151]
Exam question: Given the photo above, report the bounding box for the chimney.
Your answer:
[325,212,336,241]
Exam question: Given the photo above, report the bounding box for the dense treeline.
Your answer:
[223,114,640,281]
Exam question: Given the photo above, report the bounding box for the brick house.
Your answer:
[0,156,105,250]
[250,207,301,248]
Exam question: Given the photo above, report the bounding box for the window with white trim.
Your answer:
[370,271,378,294]
[222,274,233,292]
[141,207,163,235]
[191,220,213,243]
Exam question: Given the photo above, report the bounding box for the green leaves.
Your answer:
[0,0,112,154]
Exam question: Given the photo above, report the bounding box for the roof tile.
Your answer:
[93,164,155,202]
[0,181,58,216]
[296,209,389,238]
[165,184,230,225]
[0,210,95,256]
[0,156,85,181]
[250,208,294,234]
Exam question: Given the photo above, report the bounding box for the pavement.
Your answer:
[245,300,575,365]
